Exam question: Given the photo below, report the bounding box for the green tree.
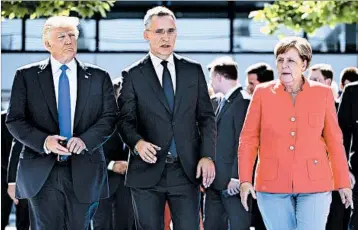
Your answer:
[249,1,358,35]
[1,0,115,20]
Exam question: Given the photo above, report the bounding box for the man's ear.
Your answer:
[326,78,332,86]
[143,30,149,41]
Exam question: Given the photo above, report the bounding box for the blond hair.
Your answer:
[42,16,80,45]
[274,36,312,70]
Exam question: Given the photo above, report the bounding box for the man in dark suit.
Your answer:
[338,81,358,230]
[118,6,216,230]
[6,16,117,230]
[245,62,274,96]
[93,78,135,230]
[2,111,30,230]
[204,58,251,230]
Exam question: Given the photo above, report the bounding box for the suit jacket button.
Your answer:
[289,145,295,151]
[290,117,296,122]
[314,160,318,164]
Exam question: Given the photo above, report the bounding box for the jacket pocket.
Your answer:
[307,158,331,180]
[258,158,278,181]
[308,113,323,128]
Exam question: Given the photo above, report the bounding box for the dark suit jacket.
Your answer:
[5,58,118,203]
[338,82,358,175]
[211,87,250,191]
[103,128,129,195]
[118,54,216,188]
[7,139,23,183]
[1,112,12,171]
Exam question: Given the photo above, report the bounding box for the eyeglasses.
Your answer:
[146,28,176,36]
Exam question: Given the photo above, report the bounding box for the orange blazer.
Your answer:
[238,79,350,193]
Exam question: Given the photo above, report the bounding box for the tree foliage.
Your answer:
[249,1,358,35]
[1,1,115,20]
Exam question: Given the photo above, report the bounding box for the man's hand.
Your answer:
[196,157,215,188]
[7,184,18,205]
[135,139,161,164]
[339,187,354,209]
[227,178,240,196]
[45,135,71,155]
[67,137,87,154]
[239,182,256,211]
[113,161,128,175]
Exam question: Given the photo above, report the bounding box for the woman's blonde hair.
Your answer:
[274,36,312,70]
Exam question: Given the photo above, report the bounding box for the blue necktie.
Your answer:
[58,65,71,161]
[216,98,226,116]
[161,61,177,158]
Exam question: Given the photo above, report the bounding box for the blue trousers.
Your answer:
[257,191,332,230]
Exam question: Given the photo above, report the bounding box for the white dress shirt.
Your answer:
[149,52,176,94]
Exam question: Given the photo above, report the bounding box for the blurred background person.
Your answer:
[338,81,358,230]
[245,62,274,96]
[204,57,251,230]
[239,36,352,230]
[92,77,135,230]
[339,67,358,100]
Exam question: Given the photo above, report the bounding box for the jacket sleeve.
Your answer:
[195,64,217,159]
[238,88,262,184]
[324,88,350,189]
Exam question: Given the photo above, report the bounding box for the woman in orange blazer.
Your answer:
[238,36,353,230]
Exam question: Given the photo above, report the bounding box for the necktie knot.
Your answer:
[161,60,168,68]
[60,65,68,72]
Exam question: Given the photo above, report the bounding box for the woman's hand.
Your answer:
[239,182,256,211]
[339,188,354,209]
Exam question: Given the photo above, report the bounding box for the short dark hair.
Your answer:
[212,64,238,81]
[340,67,358,86]
[246,62,274,83]
[310,64,333,81]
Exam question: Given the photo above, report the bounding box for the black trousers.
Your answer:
[350,184,358,230]
[251,198,266,230]
[204,188,251,230]
[131,161,200,230]
[28,163,98,230]
[326,191,348,230]
[1,169,30,230]
[93,175,135,230]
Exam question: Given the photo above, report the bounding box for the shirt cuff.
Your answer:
[230,178,240,183]
[107,161,115,171]
[43,137,51,154]
[8,183,16,185]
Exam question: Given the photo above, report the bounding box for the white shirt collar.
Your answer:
[149,52,174,68]
[50,56,76,74]
[224,84,241,100]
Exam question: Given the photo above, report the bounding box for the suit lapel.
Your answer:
[173,55,185,117]
[216,87,242,123]
[73,59,91,130]
[37,58,59,126]
[140,55,171,114]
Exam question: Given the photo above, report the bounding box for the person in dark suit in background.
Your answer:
[6,16,117,230]
[118,6,216,230]
[5,138,30,230]
[204,58,251,230]
[338,81,358,230]
[2,112,30,230]
[93,78,135,230]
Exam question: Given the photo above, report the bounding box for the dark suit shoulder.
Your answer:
[175,54,200,66]
[122,56,147,74]
[345,81,358,91]
[17,59,48,72]
[82,62,108,75]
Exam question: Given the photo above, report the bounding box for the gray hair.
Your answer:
[143,6,176,30]
[42,16,80,45]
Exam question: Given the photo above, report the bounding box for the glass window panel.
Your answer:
[308,24,344,53]
[234,19,302,52]
[1,19,22,50]
[99,19,147,51]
